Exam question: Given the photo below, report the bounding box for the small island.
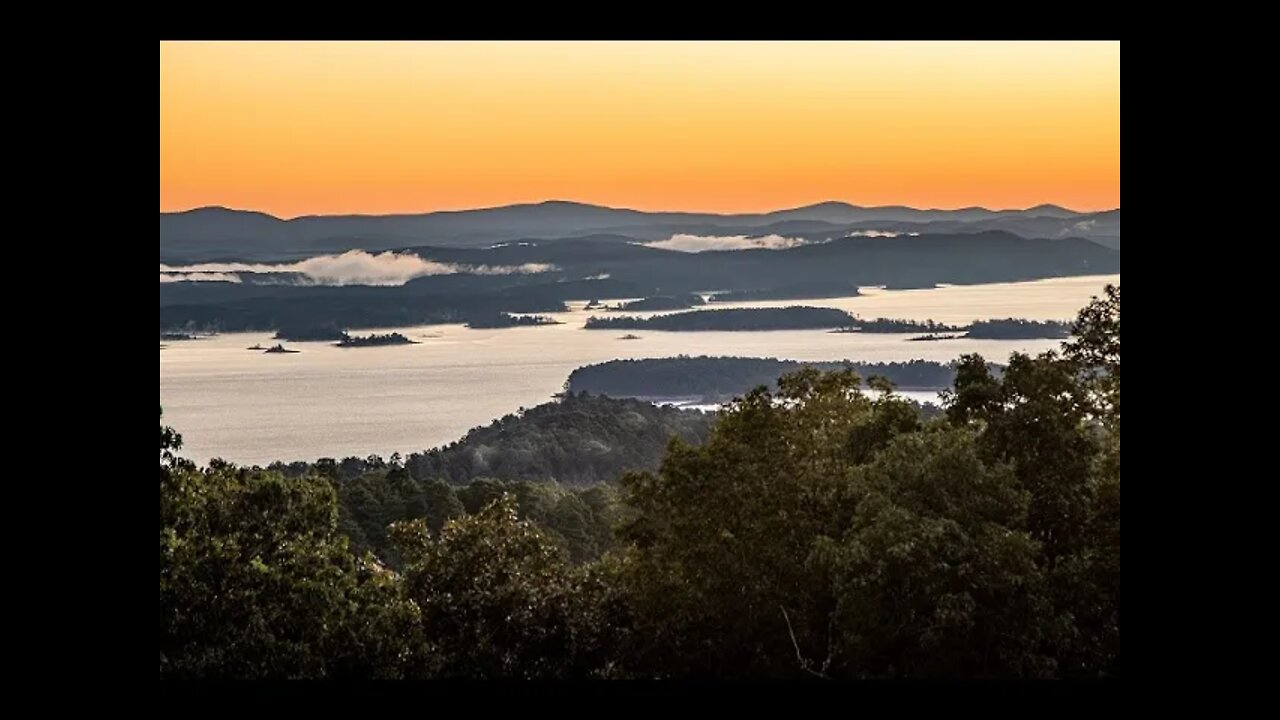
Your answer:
[565,356,975,404]
[335,332,418,348]
[609,294,706,311]
[585,306,855,331]
[965,318,1072,340]
[464,312,563,329]
[263,344,300,354]
[618,334,643,340]
[828,316,1074,340]
[246,343,264,350]
[832,318,966,334]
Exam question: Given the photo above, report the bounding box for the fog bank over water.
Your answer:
[159,250,557,286]
[641,234,813,252]
[159,272,243,283]
[638,230,913,253]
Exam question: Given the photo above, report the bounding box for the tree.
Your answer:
[391,494,608,678]
[941,284,1120,675]
[1065,283,1121,430]
[160,407,189,471]
[616,368,929,677]
[160,415,421,678]
[820,428,1051,677]
[946,351,1098,560]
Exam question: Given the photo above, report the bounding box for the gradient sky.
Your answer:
[160,41,1119,217]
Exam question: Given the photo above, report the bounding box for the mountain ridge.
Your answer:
[160,200,1120,262]
[164,199,1102,222]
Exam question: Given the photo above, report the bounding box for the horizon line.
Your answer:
[160,198,1119,221]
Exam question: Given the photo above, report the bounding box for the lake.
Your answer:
[159,273,1118,465]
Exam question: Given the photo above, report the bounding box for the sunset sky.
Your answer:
[160,41,1119,217]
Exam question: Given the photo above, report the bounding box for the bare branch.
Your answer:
[821,614,835,676]
[780,605,829,679]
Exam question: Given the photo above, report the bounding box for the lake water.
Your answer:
[159,274,1118,465]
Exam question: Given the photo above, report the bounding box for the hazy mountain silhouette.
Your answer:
[160,200,1121,261]
[160,229,1119,333]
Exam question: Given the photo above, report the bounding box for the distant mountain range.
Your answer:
[160,200,1121,262]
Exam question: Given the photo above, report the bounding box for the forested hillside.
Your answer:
[160,285,1120,679]
[566,357,963,401]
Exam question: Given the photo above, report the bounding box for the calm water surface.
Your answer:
[159,274,1118,464]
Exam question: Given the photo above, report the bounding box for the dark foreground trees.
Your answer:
[159,284,1119,678]
[390,495,624,678]
[160,414,422,679]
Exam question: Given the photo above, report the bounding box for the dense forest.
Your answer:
[584,306,855,331]
[830,317,1073,339]
[250,395,715,564]
[966,318,1072,339]
[260,394,715,489]
[834,318,966,333]
[160,285,1119,679]
[565,357,964,401]
[464,312,562,329]
[403,395,713,486]
[331,466,624,566]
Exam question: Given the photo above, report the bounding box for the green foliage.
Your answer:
[341,472,619,567]
[160,407,188,470]
[823,429,1050,677]
[1066,283,1121,426]
[609,286,1120,678]
[406,393,715,486]
[160,429,421,678]
[940,285,1121,675]
[616,368,928,676]
[391,494,614,678]
[947,351,1098,559]
[333,467,461,565]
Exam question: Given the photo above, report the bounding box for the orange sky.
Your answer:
[160,41,1119,217]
